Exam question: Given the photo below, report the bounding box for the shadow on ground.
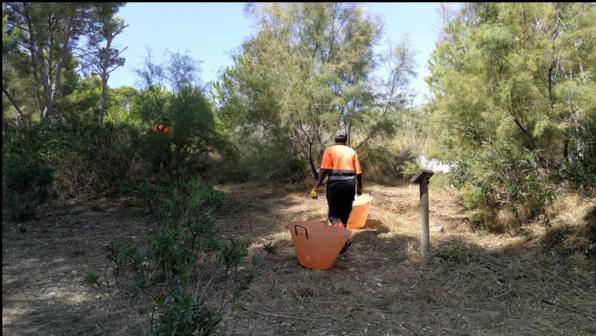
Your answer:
[3,184,595,336]
[2,200,146,336]
[213,183,596,336]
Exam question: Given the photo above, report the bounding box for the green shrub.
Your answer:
[3,115,135,208]
[133,130,172,174]
[461,185,486,210]
[560,121,596,187]
[3,126,54,220]
[360,145,399,178]
[396,149,420,180]
[399,160,420,180]
[263,241,277,254]
[135,177,224,228]
[218,239,250,271]
[449,141,555,227]
[187,178,225,209]
[153,290,221,336]
[433,243,476,263]
[129,86,227,179]
[148,228,188,278]
[43,116,135,200]
[83,271,100,286]
[96,176,248,335]
[234,271,255,297]
[242,136,305,182]
[2,155,54,220]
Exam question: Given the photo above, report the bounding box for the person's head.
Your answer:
[335,129,348,144]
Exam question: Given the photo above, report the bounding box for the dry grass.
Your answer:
[2,182,595,336]
[213,182,596,336]
[2,198,148,335]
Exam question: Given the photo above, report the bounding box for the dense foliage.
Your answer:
[427,3,595,224]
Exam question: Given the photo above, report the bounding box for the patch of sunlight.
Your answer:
[377,232,400,239]
[43,289,92,305]
[2,307,30,325]
[67,293,90,304]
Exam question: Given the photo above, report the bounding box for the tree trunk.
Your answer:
[308,138,319,179]
[25,14,46,117]
[347,117,352,147]
[48,29,73,118]
[2,86,25,125]
[99,75,108,124]
[563,131,569,162]
[309,153,319,180]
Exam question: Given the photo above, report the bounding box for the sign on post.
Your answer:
[410,169,434,256]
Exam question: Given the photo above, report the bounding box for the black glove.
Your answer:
[357,185,363,196]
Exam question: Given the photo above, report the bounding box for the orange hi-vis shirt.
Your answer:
[320,145,362,181]
[154,122,172,135]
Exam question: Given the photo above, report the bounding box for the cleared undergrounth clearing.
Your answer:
[3,182,596,335]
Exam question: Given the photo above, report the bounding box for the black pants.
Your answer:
[326,180,356,225]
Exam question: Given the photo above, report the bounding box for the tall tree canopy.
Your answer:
[215,3,415,178]
[427,3,595,211]
[3,2,127,123]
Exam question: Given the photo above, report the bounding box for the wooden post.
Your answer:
[410,169,434,256]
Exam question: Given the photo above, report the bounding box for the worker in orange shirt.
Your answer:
[311,129,363,253]
[150,119,173,179]
[154,120,172,135]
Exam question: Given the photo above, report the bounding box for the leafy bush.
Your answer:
[392,146,420,180]
[42,116,135,200]
[217,239,250,271]
[154,290,221,336]
[133,130,172,175]
[399,160,420,180]
[460,185,486,210]
[560,121,596,187]
[433,243,476,264]
[148,228,188,278]
[2,151,53,220]
[3,125,54,219]
[263,241,277,254]
[83,271,100,286]
[3,114,135,211]
[449,141,555,227]
[360,145,399,178]
[242,136,305,182]
[93,177,248,335]
[129,86,227,179]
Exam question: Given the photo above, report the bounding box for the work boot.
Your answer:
[339,239,352,255]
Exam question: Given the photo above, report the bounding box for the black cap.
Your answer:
[335,129,348,141]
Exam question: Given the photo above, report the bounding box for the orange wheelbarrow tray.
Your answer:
[287,221,351,270]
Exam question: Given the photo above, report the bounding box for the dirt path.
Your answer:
[3,183,595,335]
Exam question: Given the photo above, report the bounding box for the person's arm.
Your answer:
[314,149,332,191]
[314,169,329,190]
[353,151,363,195]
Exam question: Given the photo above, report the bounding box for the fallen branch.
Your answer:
[243,307,317,321]
[541,299,595,321]
[401,323,419,336]
[489,288,513,300]
[535,265,590,295]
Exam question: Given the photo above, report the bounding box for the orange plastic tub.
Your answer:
[288,221,351,270]
[347,194,372,230]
